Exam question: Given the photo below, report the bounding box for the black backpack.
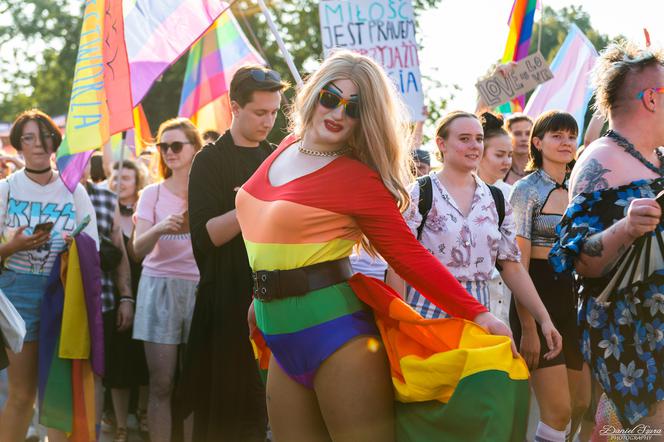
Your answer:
[415,176,505,268]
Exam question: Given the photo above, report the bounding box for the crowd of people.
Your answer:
[0,38,662,442]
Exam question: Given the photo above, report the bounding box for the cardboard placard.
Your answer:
[476,52,554,108]
[319,0,425,121]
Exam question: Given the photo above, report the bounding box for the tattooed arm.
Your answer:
[575,198,661,277]
[570,158,612,200]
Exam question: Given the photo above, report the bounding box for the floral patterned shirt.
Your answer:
[404,172,521,282]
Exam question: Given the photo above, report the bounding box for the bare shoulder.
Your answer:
[570,139,621,199]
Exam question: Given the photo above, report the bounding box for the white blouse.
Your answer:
[404,172,521,282]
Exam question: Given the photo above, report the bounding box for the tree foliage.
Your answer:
[534,5,615,63]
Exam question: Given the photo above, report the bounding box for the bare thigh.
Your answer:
[315,336,394,442]
[266,355,330,442]
[531,365,572,430]
[6,342,38,400]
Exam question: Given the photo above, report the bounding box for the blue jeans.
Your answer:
[0,269,49,342]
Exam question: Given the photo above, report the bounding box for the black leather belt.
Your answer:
[252,258,353,301]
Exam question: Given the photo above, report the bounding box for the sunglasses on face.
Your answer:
[636,87,664,99]
[249,69,282,83]
[157,141,191,154]
[318,89,360,119]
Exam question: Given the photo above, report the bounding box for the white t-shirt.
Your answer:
[0,170,99,276]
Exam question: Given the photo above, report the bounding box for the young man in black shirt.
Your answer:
[180,66,287,442]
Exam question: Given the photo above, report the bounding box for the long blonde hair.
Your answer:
[289,50,413,212]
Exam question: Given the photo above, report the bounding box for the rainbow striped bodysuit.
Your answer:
[237,137,486,380]
[237,138,529,440]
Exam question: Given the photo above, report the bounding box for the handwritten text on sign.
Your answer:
[320,0,425,121]
[476,52,554,108]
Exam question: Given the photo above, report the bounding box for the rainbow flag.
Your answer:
[178,6,265,134]
[38,233,103,439]
[57,0,227,192]
[524,24,598,142]
[499,0,538,113]
[56,0,111,192]
[125,0,229,106]
[251,274,530,441]
[125,104,152,157]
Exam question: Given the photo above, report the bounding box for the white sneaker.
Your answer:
[101,412,115,433]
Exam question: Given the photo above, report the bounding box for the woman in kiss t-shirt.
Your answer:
[132,118,201,442]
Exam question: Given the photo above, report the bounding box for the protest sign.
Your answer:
[319,0,425,121]
[476,51,553,108]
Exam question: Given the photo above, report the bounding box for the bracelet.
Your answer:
[119,296,135,304]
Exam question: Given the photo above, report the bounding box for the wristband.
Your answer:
[119,296,135,304]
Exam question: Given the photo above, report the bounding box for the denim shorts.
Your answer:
[0,269,49,342]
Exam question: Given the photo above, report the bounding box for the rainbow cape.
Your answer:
[252,274,529,441]
[38,233,103,440]
[499,0,538,114]
[178,4,265,134]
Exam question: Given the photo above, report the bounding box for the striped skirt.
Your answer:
[407,280,490,319]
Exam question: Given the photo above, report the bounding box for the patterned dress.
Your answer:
[549,178,664,425]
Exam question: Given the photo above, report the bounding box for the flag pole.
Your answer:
[117,134,126,190]
[256,0,303,87]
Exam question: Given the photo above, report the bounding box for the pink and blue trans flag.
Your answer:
[524,24,598,140]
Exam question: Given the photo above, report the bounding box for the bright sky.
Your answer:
[418,0,664,114]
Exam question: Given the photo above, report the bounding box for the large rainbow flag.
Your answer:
[498,0,538,114]
[57,0,228,191]
[252,274,530,441]
[38,233,103,440]
[178,5,265,134]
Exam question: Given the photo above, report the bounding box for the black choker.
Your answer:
[119,203,135,216]
[25,166,52,174]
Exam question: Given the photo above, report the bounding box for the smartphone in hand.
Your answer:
[33,222,54,235]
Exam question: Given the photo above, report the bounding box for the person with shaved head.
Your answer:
[550,41,664,429]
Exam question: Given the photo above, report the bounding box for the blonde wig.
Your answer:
[289,50,414,212]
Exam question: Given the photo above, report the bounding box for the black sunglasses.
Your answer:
[318,88,360,119]
[157,141,191,154]
[249,69,282,83]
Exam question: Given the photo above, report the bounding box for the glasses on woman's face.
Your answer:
[318,88,360,119]
[20,133,56,146]
[156,141,191,154]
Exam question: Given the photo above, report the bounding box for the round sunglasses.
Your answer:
[157,141,191,154]
[318,89,360,119]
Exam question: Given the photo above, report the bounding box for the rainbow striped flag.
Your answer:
[251,274,530,441]
[57,0,227,192]
[178,6,265,134]
[499,0,538,114]
[38,234,103,440]
[56,0,111,192]
[125,104,153,157]
[125,0,229,106]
